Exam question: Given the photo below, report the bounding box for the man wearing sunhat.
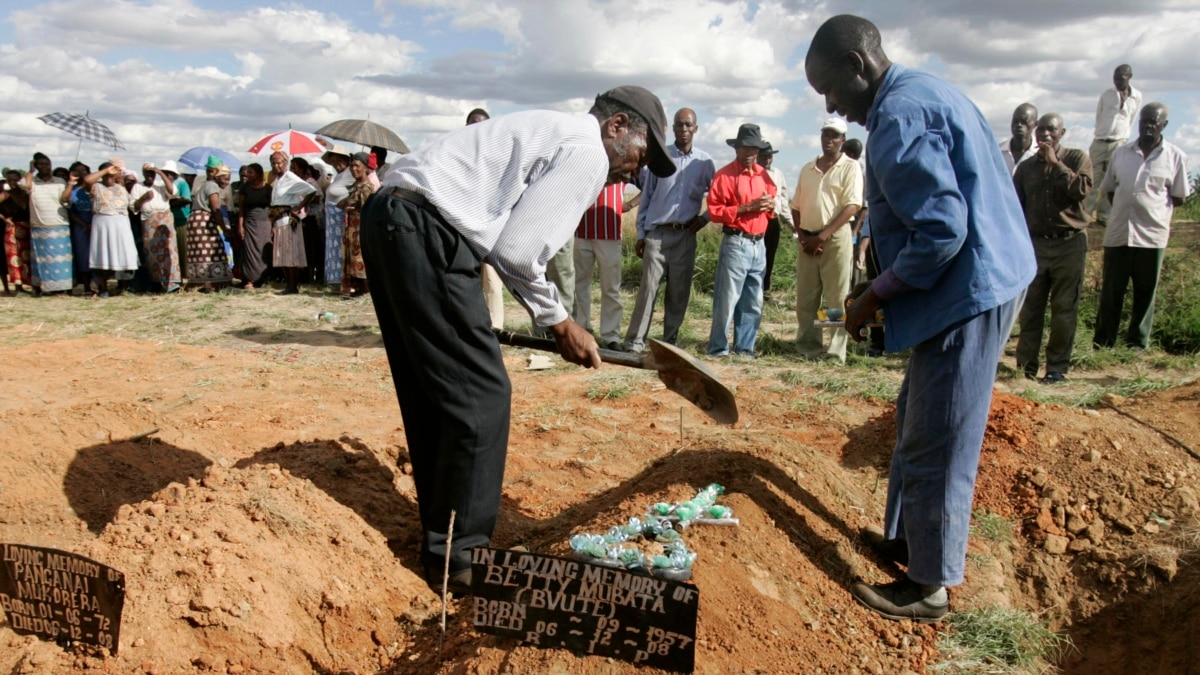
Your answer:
[706,123,777,357]
[758,141,794,296]
[791,117,864,363]
[361,85,676,596]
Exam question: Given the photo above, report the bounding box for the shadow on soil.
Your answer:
[64,437,213,532]
[225,327,383,349]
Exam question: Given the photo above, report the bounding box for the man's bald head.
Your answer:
[804,15,892,126]
[1113,64,1133,93]
[1138,101,1169,148]
[1011,103,1037,146]
[673,108,697,151]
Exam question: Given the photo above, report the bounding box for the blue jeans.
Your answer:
[882,296,1018,587]
[708,233,765,356]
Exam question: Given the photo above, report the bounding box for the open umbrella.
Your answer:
[248,130,330,156]
[38,111,125,158]
[314,119,410,154]
[179,147,243,173]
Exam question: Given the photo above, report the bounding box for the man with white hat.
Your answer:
[790,116,863,363]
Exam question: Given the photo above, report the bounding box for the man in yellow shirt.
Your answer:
[790,118,863,362]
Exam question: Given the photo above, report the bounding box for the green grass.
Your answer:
[584,371,635,401]
[1172,173,1200,222]
[1068,373,1176,407]
[971,510,1015,545]
[935,606,1070,674]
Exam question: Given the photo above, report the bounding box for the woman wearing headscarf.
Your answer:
[321,146,352,287]
[268,151,316,295]
[236,162,272,289]
[81,163,139,297]
[23,152,73,295]
[290,157,324,284]
[66,162,97,295]
[186,163,233,289]
[337,152,377,298]
[130,163,179,292]
[1,168,32,293]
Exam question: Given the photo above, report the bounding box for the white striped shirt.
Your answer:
[380,110,608,326]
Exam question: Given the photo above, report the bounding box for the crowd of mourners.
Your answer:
[0,63,1190,379]
[0,145,385,299]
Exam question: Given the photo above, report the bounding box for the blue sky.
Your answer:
[1,0,1197,184]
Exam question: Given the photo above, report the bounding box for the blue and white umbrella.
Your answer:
[38,112,124,153]
[178,147,243,172]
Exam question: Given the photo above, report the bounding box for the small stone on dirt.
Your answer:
[1044,534,1069,555]
[1087,519,1106,544]
[1067,516,1088,534]
[1068,538,1092,553]
[1084,449,1102,462]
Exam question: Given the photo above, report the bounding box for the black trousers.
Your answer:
[762,217,781,293]
[361,187,511,574]
[1093,245,1165,349]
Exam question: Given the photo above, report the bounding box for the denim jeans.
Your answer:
[881,296,1018,587]
[708,233,765,356]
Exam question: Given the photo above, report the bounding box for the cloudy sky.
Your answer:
[1,0,1197,182]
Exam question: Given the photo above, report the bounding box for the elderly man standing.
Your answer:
[791,118,863,363]
[573,182,630,350]
[1085,65,1142,226]
[806,15,1034,622]
[706,123,776,357]
[1013,113,1093,383]
[1001,103,1039,175]
[361,86,675,595]
[759,141,795,296]
[1093,103,1190,350]
[624,108,715,352]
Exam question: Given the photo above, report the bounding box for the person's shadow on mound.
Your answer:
[64,437,213,532]
[234,438,423,575]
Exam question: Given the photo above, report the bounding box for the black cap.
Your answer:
[601,85,676,178]
[726,123,770,150]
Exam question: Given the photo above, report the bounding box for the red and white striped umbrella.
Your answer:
[247,130,331,156]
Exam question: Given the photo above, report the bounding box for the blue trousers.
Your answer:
[708,233,765,355]
[882,296,1018,587]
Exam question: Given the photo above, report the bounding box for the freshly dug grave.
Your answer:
[0,333,1198,673]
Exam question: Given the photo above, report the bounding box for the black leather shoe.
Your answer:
[1040,371,1067,384]
[851,578,948,623]
[861,526,909,566]
[426,567,473,597]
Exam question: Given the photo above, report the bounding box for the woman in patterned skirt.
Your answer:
[130,163,179,292]
[268,151,316,295]
[23,153,73,296]
[186,164,232,289]
[1,168,31,294]
[82,163,139,297]
[337,152,376,298]
[321,147,353,287]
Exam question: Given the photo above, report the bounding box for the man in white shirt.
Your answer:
[1085,64,1142,225]
[758,142,795,296]
[1093,102,1190,350]
[1000,103,1038,175]
[362,86,675,595]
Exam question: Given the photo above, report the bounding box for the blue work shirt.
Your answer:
[634,144,715,239]
[865,64,1035,351]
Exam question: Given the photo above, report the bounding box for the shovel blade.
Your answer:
[647,339,739,425]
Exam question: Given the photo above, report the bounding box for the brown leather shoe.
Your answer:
[851,578,948,623]
[861,525,909,566]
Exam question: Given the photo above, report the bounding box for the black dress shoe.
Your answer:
[861,526,909,566]
[851,578,948,623]
[425,567,473,596]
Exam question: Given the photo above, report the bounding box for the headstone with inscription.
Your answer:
[471,547,698,673]
[0,544,125,654]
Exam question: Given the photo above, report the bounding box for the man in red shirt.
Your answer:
[706,123,777,356]
[573,182,630,350]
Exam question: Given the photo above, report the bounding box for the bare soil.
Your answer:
[0,289,1198,674]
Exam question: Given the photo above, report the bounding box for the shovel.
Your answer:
[493,329,739,425]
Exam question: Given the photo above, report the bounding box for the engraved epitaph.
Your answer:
[0,544,125,654]
[471,547,698,673]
